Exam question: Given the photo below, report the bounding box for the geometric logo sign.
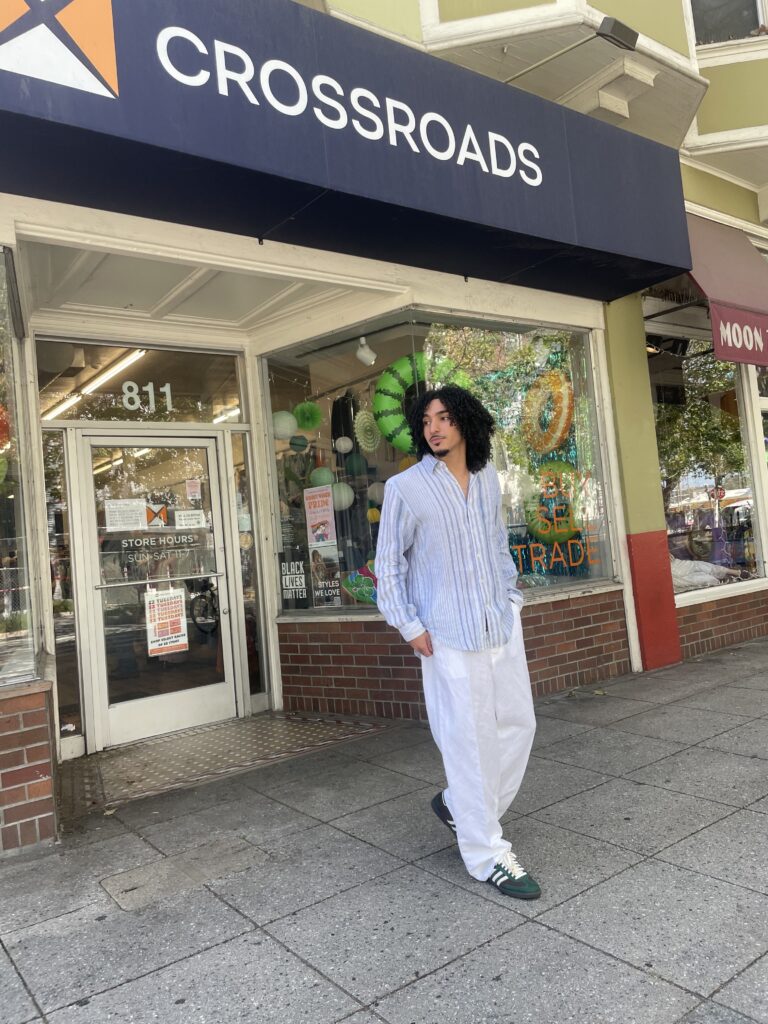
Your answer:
[0,0,118,98]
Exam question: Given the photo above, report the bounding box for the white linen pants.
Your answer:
[421,607,535,881]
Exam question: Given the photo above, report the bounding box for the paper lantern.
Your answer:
[367,481,385,505]
[334,435,353,454]
[289,435,308,452]
[273,410,298,440]
[293,401,323,431]
[354,410,381,454]
[331,482,355,510]
[309,467,334,486]
[345,453,368,477]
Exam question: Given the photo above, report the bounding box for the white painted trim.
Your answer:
[679,154,760,194]
[684,201,768,243]
[686,124,768,154]
[675,576,768,608]
[696,36,768,67]
[590,326,643,673]
[422,0,585,50]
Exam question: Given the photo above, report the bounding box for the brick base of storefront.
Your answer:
[677,588,768,660]
[279,588,631,720]
[0,681,57,856]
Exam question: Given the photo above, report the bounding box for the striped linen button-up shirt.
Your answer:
[375,455,523,652]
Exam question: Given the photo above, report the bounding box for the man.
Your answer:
[376,385,539,900]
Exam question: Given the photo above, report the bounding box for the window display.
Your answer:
[648,337,759,593]
[268,317,614,612]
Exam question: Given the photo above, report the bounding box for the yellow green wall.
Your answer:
[603,294,666,535]
[598,0,690,56]
[697,61,768,133]
[680,164,760,224]
[439,0,553,21]
[330,0,422,40]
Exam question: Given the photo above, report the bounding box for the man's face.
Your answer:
[422,399,463,459]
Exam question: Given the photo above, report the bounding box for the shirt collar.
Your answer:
[421,453,476,478]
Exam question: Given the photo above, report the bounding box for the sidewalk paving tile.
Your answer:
[680,1003,763,1023]
[416,817,642,916]
[236,748,362,791]
[732,672,768,692]
[531,716,594,750]
[113,776,256,828]
[374,923,698,1024]
[101,838,269,911]
[611,706,750,744]
[750,794,768,814]
[532,778,732,853]
[506,756,611,814]
[364,742,446,786]
[264,864,521,1004]
[627,747,768,807]
[45,932,358,1024]
[538,859,768,996]
[209,823,402,925]
[6,889,251,1014]
[248,761,427,822]
[701,720,768,760]
[605,671,726,705]
[674,686,768,719]
[136,790,316,856]
[534,726,685,775]
[58,814,129,849]
[0,835,162,935]
[534,694,654,726]
[331,787,457,862]
[338,725,432,761]
[715,953,768,1023]
[657,810,768,895]
[0,947,39,1024]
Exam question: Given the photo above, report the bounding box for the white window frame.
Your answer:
[690,0,768,49]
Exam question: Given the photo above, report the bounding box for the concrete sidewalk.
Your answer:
[2,641,768,1024]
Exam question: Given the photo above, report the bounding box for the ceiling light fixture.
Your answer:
[81,349,147,394]
[355,337,377,367]
[505,17,637,83]
[41,394,84,421]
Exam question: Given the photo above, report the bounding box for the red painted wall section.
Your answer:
[626,529,682,669]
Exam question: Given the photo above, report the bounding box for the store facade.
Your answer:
[0,0,693,853]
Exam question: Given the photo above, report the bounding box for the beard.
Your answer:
[432,447,449,458]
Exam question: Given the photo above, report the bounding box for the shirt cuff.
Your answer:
[399,618,427,643]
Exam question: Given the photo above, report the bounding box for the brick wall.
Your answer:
[677,588,768,660]
[0,682,56,855]
[278,588,630,719]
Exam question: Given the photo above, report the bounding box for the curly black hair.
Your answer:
[408,385,495,473]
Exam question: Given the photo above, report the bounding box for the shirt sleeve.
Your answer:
[492,471,524,608]
[375,481,426,642]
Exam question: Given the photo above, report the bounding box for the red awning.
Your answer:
[687,214,768,366]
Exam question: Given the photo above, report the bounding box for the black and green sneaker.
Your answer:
[430,791,457,836]
[486,851,541,900]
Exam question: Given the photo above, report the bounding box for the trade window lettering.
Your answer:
[156,27,543,187]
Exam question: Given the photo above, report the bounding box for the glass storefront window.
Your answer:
[691,0,760,45]
[232,434,264,694]
[37,339,242,424]
[648,338,759,594]
[268,317,613,613]
[1,255,34,679]
[43,432,82,733]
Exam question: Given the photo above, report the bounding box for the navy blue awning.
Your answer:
[0,0,691,300]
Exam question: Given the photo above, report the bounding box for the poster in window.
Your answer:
[303,485,341,607]
[145,587,189,656]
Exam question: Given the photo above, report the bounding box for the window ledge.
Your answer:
[696,36,768,67]
[675,576,768,608]
[276,580,625,623]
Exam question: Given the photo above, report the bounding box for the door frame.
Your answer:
[61,424,257,752]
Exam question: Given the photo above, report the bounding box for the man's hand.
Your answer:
[409,631,433,657]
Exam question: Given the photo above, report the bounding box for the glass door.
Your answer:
[81,436,237,748]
